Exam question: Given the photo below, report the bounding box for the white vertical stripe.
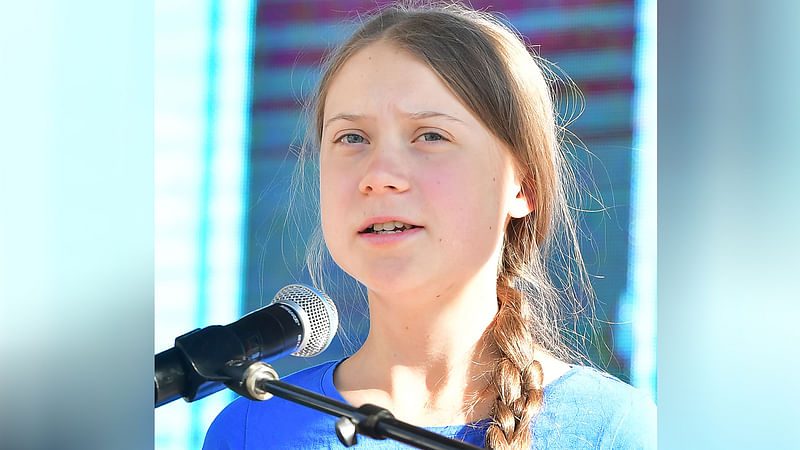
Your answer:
[625,0,657,401]
[154,0,255,448]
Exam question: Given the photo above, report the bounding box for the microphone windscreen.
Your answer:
[272,284,339,357]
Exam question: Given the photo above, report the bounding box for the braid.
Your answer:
[484,282,544,450]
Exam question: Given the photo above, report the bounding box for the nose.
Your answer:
[357,144,410,195]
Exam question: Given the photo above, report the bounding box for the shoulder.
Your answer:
[282,359,342,395]
[533,366,656,450]
[203,360,345,450]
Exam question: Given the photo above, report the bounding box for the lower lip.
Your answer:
[358,227,423,246]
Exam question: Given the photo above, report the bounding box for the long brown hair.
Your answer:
[296,2,595,448]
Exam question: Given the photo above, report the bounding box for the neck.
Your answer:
[334,273,500,425]
[363,280,497,368]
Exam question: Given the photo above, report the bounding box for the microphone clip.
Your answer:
[155,325,247,406]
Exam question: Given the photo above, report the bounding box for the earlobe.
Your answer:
[509,187,534,219]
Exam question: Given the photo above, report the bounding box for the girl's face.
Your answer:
[319,41,531,298]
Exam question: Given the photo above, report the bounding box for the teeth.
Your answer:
[370,221,413,232]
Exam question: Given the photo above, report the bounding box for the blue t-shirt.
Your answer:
[203,360,655,449]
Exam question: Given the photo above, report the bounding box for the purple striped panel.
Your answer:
[256,0,634,26]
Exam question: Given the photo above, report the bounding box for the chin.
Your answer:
[358,268,428,298]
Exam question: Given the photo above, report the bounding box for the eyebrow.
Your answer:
[323,110,465,129]
[323,113,363,129]
[407,111,465,123]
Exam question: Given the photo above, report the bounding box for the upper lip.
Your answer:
[357,216,422,233]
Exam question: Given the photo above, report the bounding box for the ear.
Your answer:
[508,183,534,219]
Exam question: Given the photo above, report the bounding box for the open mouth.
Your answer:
[360,220,421,235]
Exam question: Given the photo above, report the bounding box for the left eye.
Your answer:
[417,132,444,142]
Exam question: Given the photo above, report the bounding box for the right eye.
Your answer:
[336,133,368,144]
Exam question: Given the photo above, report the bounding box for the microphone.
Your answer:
[155,284,338,407]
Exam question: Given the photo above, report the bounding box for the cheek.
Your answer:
[319,171,345,239]
[319,164,363,258]
[421,165,505,234]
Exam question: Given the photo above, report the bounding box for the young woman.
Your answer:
[204,3,655,449]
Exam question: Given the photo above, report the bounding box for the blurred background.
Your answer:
[154,0,656,448]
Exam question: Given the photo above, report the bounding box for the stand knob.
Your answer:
[335,417,358,447]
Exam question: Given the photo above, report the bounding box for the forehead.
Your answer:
[322,41,478,123]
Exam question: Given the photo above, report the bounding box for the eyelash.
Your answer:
[414,132,443,143]
[336,133,368,145]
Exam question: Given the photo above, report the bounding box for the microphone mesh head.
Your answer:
[273,284,339,357]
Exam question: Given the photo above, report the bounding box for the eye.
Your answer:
[336,133,368,145]
[415,132,446,143]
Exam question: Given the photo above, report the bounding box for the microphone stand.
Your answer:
[221,360,484,450]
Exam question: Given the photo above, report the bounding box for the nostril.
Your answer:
[359,177,408,194]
